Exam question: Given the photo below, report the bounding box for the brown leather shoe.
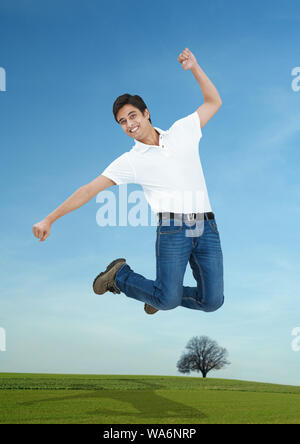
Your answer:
[144,303,159,315]
[93,258,126,295]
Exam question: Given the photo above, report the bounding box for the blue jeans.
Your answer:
[115,213,224,312]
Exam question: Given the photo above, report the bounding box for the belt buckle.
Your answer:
[186,213,194,221]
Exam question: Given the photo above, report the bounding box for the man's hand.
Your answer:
[32,218,52,242]
[177,48,198,71]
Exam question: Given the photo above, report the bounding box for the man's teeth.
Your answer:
[130,126,139,133]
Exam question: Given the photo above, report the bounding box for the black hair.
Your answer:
[113,93,152,124]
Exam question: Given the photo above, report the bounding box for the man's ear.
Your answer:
[144,108,151,121]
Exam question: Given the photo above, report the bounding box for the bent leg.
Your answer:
[181,219,224,312]
[115,219,192,311]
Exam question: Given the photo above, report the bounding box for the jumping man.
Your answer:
[33,48,224,316]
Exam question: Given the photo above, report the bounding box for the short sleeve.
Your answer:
[101,153,136,185]
[170,111,202,143]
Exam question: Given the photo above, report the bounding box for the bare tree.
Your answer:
[177,336,230,378]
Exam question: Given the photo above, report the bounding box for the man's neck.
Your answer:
[139,126,160,146]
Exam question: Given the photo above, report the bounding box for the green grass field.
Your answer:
[0,373,300,424]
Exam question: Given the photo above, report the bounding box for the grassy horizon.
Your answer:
[1,372,299,386]
[1,373,300,424]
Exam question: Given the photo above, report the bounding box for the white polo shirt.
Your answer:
[101,111,213,214]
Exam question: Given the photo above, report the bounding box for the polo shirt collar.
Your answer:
[132,126,168,153]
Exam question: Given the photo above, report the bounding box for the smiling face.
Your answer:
[116,104,151,140]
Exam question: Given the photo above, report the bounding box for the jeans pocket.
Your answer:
[208,219,219,234]
[159,221,183,234]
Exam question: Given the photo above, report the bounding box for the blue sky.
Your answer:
[1,0,300,385]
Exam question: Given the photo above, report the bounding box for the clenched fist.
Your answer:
[32,219,52,242]
[177,48,197,71]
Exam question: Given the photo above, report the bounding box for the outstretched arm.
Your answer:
[177,48,222,128]
[32,175,116,242]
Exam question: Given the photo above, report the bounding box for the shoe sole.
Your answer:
[144,303,159,315]
[93,258,126,295]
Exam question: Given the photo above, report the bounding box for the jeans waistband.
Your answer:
[158,212,215,221]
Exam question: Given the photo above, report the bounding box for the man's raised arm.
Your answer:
[32,175,116,242]
[177,47,222,128]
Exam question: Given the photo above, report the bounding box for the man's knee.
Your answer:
[202,294,224,313]
[159,287,182,311]
[160,300,181,310]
